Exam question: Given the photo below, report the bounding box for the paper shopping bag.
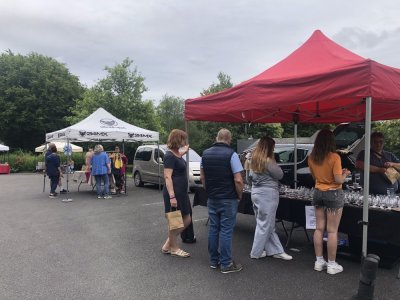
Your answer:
[384,167,400,184]
[165,209,184,230]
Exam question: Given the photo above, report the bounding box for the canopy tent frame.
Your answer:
[184,30,400,259]
[45,108,159,195]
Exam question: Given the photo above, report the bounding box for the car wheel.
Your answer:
[134,172,144,187]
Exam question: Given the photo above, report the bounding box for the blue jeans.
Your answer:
[208,199,238,268]
[49,175,59,194]
[95,174,109,196]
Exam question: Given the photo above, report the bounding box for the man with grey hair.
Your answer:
[200,128,244,273]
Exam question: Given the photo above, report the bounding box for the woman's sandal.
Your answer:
[170,249,190,258]
[161,248,170,254]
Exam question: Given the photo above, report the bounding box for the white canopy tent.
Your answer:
[0,144,9,151]
[45,108,159,193]
[46,107,159,142]
[35,141,83,153]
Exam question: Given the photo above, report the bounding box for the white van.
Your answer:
[133,145,202,190]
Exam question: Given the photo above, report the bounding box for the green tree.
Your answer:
[68,58,161,132]
[191,72,284,153]
[201,72,233,96]
[157,95,184,141]
[0,51,84,150]
[374,120,400,157]
[281,123,334,138]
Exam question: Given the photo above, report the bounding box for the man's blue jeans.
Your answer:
[208,198,238,268]
[95,174,109,196]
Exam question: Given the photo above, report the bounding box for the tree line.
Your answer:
[1,51,399,158]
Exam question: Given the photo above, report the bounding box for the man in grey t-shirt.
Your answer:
[356,132,400,195]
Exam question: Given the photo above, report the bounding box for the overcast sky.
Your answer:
[1,0,399,102]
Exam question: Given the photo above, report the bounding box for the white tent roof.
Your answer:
[35,141,83,153]
[46,108,159,142]
[0,144,9,151]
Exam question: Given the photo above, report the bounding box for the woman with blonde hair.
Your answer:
[308,129,350,275]
[91,144,111,199]
[161,129,192,257]
[249,136,292,260]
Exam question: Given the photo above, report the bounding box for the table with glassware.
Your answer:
[193,186,400,264]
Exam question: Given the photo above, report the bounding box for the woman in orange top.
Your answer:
[308,129,351,275]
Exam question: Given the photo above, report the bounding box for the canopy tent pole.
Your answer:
[66,138,70,192]
[362,97,372,258]
[293,111,299,189]
[185,120,190,193]
[43,143,48,193]
[123,139,127,195]
[294,122,298,189]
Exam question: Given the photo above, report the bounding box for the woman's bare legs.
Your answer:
[314,207,326,257]
[326,208,343,261]
[162,214,192,252]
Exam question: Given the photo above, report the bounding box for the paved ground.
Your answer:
[0,173,399,300]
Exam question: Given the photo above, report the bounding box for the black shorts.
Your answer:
[312,189,344,210]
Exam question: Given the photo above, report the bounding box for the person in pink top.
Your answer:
[308,129,351,275]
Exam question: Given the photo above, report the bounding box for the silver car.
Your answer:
[133,144,202,190]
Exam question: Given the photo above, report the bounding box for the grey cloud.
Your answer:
[1,1,400,101]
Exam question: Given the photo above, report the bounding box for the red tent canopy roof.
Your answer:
[184,30,400,124]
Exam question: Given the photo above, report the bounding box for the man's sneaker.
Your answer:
[272,252,293,260]
[250,250,267,259]
[103,195,112,199]
[314,260,327,271]
[97,195,103,199]
[60,189,67,194]
[210,262,220,269]
[327,262,343,275]
[49,193,56,198]
[220,261,243,274]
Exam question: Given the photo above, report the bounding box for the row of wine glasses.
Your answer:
[279,186,400,210]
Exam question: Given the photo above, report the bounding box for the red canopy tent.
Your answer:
[185,30,400,124]
[184,30,400,258]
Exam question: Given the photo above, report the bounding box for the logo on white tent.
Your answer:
[100,118,118,127]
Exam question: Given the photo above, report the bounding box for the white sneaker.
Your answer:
[314,260,327,271]
[272,252,293,260]
[250,250,267,259]
[327,262,343,275]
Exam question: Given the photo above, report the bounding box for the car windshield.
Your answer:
[160,145,201,162]
[182,149,201,162]
[274,147,310,164]
[334,124,364,149]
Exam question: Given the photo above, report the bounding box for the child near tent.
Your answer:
[109,146,128,194]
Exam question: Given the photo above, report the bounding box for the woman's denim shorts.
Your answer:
[312,189,344,211]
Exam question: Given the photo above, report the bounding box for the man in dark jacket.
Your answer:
[45,143,62,198]
[201,128,244,274]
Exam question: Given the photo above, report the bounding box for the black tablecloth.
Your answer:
[193,188,400,248]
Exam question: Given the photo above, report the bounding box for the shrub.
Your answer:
[6,151,85,173]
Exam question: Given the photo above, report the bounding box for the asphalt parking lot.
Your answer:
[0,173,399,299]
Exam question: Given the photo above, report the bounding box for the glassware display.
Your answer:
[280,186,399,210]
